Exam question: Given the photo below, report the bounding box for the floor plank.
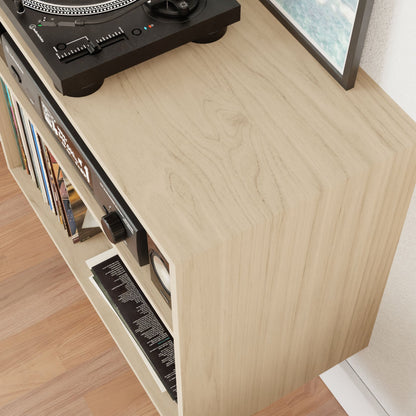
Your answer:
[0,348,126,416]
[85,370,159,416]
[0,254,83,340]
[0,144,347,415]
[0,211,57,282]
[0,191,31,227]
[254,377,346,416]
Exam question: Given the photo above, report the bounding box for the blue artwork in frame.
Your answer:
[259,0,374,89]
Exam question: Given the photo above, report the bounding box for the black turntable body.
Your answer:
[0,0,240,96]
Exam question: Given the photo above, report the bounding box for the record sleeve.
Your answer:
[86,250,177,401]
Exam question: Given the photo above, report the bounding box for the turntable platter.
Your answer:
[23,0,137,16]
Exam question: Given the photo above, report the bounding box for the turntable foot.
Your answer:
[62,79,105,97]
[193,27,227,44]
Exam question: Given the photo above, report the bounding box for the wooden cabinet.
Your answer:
[1,1,416,415]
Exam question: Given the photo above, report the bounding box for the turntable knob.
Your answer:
[101,211,127,244]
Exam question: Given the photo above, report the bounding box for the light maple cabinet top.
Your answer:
[2,0,414,263]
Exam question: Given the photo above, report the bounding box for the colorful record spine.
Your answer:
[0,78,101,244]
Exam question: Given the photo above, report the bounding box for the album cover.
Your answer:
[62,174,100,243]
[46,149,68,231]
[49,153,76,237]
[87,250,177,401]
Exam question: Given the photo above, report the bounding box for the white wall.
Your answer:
[347,191,416,416]
[360,0,416,120]
[323,1,416,415]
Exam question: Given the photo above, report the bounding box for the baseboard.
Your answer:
[320,360,389,416]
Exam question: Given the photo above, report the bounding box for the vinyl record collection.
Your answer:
[1,78,101,243]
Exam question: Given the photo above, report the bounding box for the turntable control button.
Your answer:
[56,43,66,51]
[131,28,142,36]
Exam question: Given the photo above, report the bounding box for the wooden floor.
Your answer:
[0,145,347,416]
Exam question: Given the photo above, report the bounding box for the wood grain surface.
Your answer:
[0,145,346,415]
[1,0,416,414]
[1,0,415,261]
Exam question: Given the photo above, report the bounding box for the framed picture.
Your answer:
[259,0,374,90]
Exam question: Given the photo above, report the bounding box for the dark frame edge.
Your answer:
[258,0,374,91]
[342,0,375,89]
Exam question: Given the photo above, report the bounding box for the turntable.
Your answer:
[0,0,240,96]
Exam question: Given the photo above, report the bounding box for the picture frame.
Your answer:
[259,0,374,90]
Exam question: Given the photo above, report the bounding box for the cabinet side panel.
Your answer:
[0,83,22,170]
[173,149,416,416]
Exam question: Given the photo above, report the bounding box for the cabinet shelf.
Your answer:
[0,58,173,334]
[0,58,176,415]
[8,166,177,416]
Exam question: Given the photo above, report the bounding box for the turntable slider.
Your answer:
[55,28,127,63]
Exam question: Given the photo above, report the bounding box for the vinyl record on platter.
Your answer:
[22,0,138,16]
